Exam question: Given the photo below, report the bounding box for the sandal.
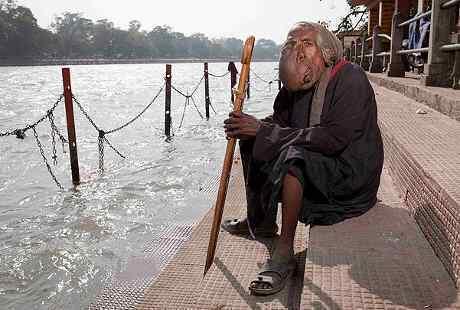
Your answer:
[221,218,278,237]
[249,258,297,296]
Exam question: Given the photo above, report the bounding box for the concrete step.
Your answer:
[367,72,460,122]
[373,81,460,289]
[135,159,309,309]
[301,166,460,309]
[91,78,460,309]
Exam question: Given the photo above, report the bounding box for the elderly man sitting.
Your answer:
[222,22,384,296]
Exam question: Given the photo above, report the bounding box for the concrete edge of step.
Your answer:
[367,73,460,122]
[377,117,460,288]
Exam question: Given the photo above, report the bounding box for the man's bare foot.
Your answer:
[221,218,278,237]
[249,256,296,295]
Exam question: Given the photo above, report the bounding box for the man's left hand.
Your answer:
[224,112,261,140]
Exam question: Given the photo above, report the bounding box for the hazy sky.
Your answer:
[18,0,349,44]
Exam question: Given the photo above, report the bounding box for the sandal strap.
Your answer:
[250,275,276,288]
[259,259,296,279]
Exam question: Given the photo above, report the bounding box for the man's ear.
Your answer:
[322,48,336,67]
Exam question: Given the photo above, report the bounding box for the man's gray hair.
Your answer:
[294,21,344,67]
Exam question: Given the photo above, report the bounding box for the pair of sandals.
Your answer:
[221,218,297,295]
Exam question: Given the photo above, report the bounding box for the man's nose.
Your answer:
[295,42,305,63]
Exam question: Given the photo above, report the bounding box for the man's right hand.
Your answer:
[224,111,261,140]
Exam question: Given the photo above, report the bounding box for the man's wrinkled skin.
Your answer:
[224,23,326,139]
[278,25,326,92]
[224,23,327,292]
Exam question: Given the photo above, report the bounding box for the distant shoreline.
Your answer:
[0,58,278,67]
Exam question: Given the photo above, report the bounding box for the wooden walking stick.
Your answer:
[204,36,255,276]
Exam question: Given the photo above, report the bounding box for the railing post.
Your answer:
[422,0,454,86]
[351,41,356,63]
[247,71,250,99]
[355,38,361,64]
[228,61,238,103]
[452,30,460,89]
[360,35,370,70]
[369,25,383,73]
[388,12,405,77]
[345,47,351,61]
[204,62,210,119]
[61,68,80,186]
[165,64,172,137]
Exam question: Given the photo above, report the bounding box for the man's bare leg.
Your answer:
[250,173,303,291]
[273,173,303,261]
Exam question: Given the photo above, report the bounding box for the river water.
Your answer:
[0,62,278,309]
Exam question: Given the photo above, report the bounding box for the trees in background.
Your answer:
[0,0,280,60]
[0,0,55,57]
[333,0,368,33]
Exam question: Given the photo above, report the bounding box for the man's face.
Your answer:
[279,25,326,92]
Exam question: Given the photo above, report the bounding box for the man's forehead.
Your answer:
[287,25,317,40]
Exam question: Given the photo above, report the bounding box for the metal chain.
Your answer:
[189,95,204,119]
[105,83,165,134]
[48,111,68,144]
[178,96,189,129]
[48,114,58,166]
[251,70,274,84]
[208,100,218,115]
[32,127,64,190]
[190,75,205,97]
[0,95,64,138]
[72,95,101,132]
[98,130,104,173]
[48,111,68,154]
[208,71,230,78]
[97,130,126,173]
[171,74,204,99]
[103,136,126,159]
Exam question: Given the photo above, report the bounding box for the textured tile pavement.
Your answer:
[135,157,309,309]
[91,79,460,309]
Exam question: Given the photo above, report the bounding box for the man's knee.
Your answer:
[283,173,303,193]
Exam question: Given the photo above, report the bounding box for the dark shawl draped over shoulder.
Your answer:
[240,63,384,227]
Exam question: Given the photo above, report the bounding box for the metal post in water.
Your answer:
[204,62,210,119]
[61,68,80,186]
[165,64,172,137]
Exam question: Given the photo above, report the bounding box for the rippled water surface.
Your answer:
[0,62,278,309]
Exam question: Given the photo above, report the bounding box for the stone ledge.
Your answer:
[368,73,460,121]
[373,81,460,288]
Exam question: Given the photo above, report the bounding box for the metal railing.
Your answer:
[441,0,460,9]
[398,10,432,27]
[348,0,460,87]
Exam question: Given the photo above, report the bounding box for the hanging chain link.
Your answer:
[105,83,165,134]
[72,95,101,132]
[0,95,64,138]
[98,130,105,173]
[48,114,58,166]
[208,71,230,78]
[32,127,64,190]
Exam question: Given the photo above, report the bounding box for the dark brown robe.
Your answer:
[240,63,384,228]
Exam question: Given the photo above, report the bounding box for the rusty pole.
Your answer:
[204,63,210,119]
[165,64,172,137]
[61,68,80,186]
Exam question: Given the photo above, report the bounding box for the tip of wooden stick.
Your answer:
[241,36,255,64]
[203,264,210,277]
